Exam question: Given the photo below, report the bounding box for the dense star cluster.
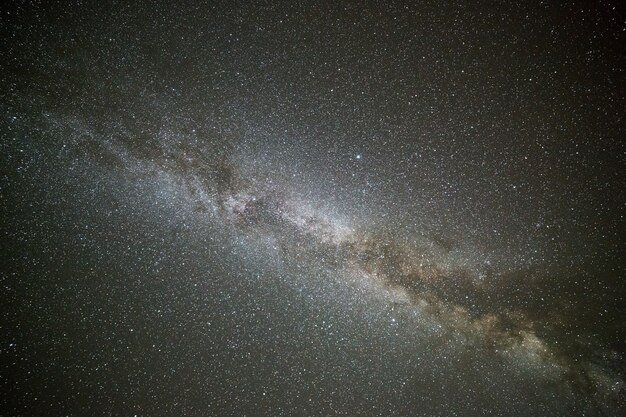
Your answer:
[2,1,625,416]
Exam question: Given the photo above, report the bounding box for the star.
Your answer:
[2,1,622,416]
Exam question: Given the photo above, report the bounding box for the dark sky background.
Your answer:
[1,1,625,416]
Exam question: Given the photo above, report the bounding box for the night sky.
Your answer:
[2,1,625,416]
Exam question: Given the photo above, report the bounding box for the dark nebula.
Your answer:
[2,1,625,416]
